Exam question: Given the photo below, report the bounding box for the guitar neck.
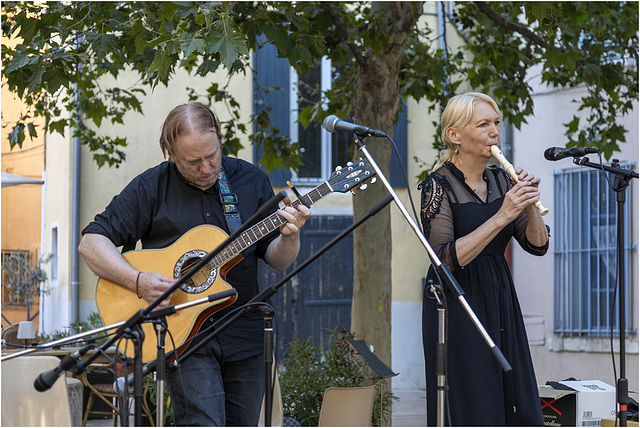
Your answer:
[210,181,333,267]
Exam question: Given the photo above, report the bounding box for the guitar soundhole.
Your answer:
[174,250,217,294]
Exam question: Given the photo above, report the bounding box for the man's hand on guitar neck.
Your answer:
[136,271,176,308]
[266,196,311,272]
[277,195,311,237]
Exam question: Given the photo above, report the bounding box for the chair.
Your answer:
[1,356,72,427]
[1,324,20,348]
[2,323,44,348]
[80,359,154,426]
[318,385,377,427]
[258,364,284,427]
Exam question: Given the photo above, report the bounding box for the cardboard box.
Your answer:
[601,418,639,427]
[539,380,616,426]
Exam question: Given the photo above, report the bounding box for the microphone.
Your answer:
[544,146,599,161]
[34,346,89,392]
[113,364,152,394]
[322,115,387,138]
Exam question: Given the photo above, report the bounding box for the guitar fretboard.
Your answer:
[209,181,333,268]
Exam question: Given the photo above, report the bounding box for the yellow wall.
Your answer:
[1,33,46,328]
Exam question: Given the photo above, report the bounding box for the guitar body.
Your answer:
[96,224,240,362]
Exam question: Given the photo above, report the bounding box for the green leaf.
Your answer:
[27,122,38,139]
[9,124,25,148]
[564,116,580,134]
[84,32,120,62]
[207,19,248,70]
[179,34,206,58]
[146,51,173,82]
[5,52,40,74]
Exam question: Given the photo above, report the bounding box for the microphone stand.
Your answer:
[136,193,394,427]
[352,135,512,426]
[573,156,637,427]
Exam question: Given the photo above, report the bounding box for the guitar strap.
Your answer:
[121,165,241,254]
[217,165,243,234]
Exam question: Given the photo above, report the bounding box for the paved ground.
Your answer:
[87,388,428,426]
[392,389,427,427]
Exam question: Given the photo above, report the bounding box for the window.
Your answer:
[290,58,352,184]
[253,39,408,187]
[552,162,636,337]
[1,249,32,304]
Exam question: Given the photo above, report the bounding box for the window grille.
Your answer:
[552,162,635,337]
[1,250,32,304]
[553,164,635,337]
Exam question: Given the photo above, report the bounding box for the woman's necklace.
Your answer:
[464,175,489,196]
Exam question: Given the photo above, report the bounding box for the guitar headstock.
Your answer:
[327,158,377,193]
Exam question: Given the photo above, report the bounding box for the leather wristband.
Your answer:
[136,271,142,299]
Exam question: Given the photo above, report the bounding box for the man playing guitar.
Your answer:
[79,102,310,426]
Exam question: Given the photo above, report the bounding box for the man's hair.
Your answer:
[159,102,221,159]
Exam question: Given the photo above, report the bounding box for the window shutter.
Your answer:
[253,38,292,184]
[390,101,408,188]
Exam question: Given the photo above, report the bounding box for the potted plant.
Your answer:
[279,326,396,427]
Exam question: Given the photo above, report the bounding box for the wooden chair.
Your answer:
[80,359,154,426]
[1,324,20,348]
[318,385,377,427]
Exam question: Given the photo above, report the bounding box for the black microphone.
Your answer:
[322,115,387,138]
[34,346,89,392]
[544,146,599,161]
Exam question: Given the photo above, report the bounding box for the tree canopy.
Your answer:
[2,2,638,169]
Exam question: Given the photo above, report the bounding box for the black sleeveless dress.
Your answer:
[419,161,548,426]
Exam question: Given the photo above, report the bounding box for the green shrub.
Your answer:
[279,326,396,426]
[37,311,108,345]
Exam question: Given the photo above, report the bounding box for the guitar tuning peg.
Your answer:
[359,183,368,191]
[350,190,356,196]
[370,177,377,184]
[346,161,353,166]
[335,165,342,171]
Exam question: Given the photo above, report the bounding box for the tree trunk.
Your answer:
[350,1,423,412]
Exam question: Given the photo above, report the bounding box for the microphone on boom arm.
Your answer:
[34,346,91,392]
[544,146,599,161]
[322,115,387,138]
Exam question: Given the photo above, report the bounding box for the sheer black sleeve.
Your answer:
[419,175,460,270]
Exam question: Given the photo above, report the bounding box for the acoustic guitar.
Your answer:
[96,158,376,362]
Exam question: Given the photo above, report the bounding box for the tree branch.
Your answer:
[320,2,367,70]
[474,1,565,53]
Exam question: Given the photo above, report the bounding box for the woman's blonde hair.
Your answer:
[159,102,221,159]
[432,92,502,172]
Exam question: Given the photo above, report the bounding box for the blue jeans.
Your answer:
[166,336,265,426]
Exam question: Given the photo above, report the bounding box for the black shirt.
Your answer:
[82,156,280,360]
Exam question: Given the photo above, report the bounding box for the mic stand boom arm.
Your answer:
[353,135,512,372]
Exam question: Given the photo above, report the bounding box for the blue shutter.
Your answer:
[390,100,408,188]
[253,38,292,184]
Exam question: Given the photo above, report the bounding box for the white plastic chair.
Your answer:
[318,385,377,427]
[1,356,72,427]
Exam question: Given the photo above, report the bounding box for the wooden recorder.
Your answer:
[490,145,549,216]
